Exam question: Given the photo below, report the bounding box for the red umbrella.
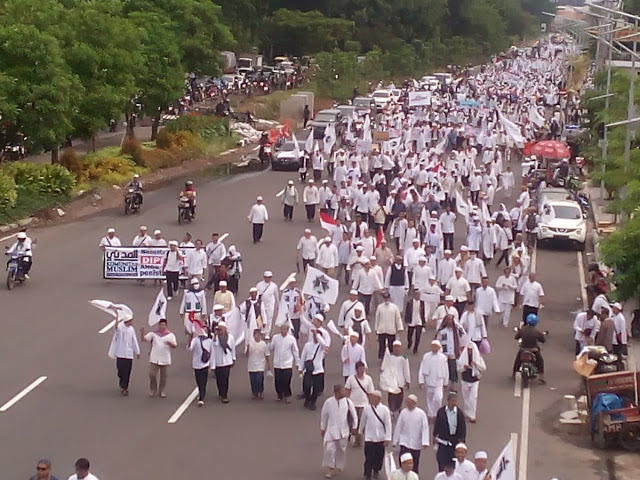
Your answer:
[529,140,571,159]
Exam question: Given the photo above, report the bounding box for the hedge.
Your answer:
[0,173,17,213]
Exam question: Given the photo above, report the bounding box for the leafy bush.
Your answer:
[84,156,144,184]
[171,131,206,154]
[60,149,84,179]
[0,173,17,213]
[164,114,229,142]
[155,129,175,150]
[2,162,43,191]
[142,149,181,170]
[40,164,76,195]
[120,138,145,166]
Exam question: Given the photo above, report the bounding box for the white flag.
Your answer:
[498,111,525,148]
[528,105,545,128]
[224,307,246,347]
[384,452,397,480]
[326,319,343,338]
[456,191,469,221]
[292,132,301,161]
[324,122,336,154]
[304,130,314,153]
[89,300,133,321]
[302,266,339,305]
[490,438,516,480]
[540,196,556,224]
[148,289,167,326]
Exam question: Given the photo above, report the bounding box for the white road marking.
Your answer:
[0,232,18,242]
[99,319,116,334]
[577,251,587,309]
[168,387,199,424]
[518,385,531,480]
[0,376,47,412]
[514,372,522,398]
[531,245,537,274]
[511,432,519,475]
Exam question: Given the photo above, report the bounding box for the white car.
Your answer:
[537,199,586,250]
[389,89,401,102]
[372,90,391,110]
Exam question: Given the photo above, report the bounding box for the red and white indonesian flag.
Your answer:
[302,266,339,305]
[490,438,516,480]
[90,300,133,321]
[319,211,338,234]
[148,289,167,326]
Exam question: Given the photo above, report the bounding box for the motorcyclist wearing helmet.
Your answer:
[6,231,33,278]
[180,181,197,217]
[512,313,546,383]
[127,174,144,205]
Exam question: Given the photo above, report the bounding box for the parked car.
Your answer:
[389,89,402,102]
[272,140,305,171]
[372,90,391,111]
[353,96,376,116]
[336,105,356,122]
[310,109,343,139]
[537,199,586,250]
[537,187,575,210]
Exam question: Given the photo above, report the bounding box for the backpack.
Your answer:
[526,213,537,231]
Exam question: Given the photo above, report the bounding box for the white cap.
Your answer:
[407,394,418,403]
[370,390,382,398]
[324,236,332,242]
[429,275,436,280]
[139,225,148,230]
[356,246,364,252]
[308,179,314,183]
[322,179,328,184]
[349,330,359,337]
[455,443,468,451]
[431,340,442,347]
[455,267,463,272]
[611,302,622,310]
[370,255,376,260]
[445,295,454,301]
[250,287,258,293]
[314,313,324,322]
[412,238,420,243]
[17,232,27,239]
[474,451,488,460]
[288,180,294,185]
[444,249,452,254]
[257,195,263,201]
[349,289,358,295]
[264,271,273,277]
[400,453,413,463]
[169,240,178,246]
[107,228,115,233]
[304,228,311,234]
[217,321,227,328]
[154,229,161,235]
[213,304,224,310]
[190,278,200,285]
[393,340,402,346]
[219,280,227,286]
[461,246,468,251]
[419,256,427,262]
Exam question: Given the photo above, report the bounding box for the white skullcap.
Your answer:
[288,180,294,185]
[407,394,418,403]
[431,340,442,347]
[217,321,227,328]
[219,280,227,286]
[314,313,324,321]
[304,228,311,234]
[455,267,463,272]
[445,295,454,301]
[256,195,263,201]
[461,245,468,251]
[370,390,382,398]
[455,443,468,451]
[213,304,224,310]
[444,249,452,254]
[107,228,115,233]
[474,451,488,460]
[264,271,273,277]
[139,225,148,230]
[250,287,258,293]
[393,340,402,346]
[169,240,178,246]
[419,256,427,261]
[400,453,413,463]
[356,246,364,252]
[154,229,161,235]
[349,289,358,295]
[190,278,200,285]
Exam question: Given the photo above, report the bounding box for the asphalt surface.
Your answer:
[0,152,625,480]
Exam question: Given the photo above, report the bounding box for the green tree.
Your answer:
[0,24,79,162]
[601,214,640,301]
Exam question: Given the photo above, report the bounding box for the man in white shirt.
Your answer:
[98,227,121,251]
[520,273,545,325]
[210,321,236,403]
[270,324,300,403]
[390,454,419,480]
[438,249,457,289]
[246,328,270,399]
[107,312,140,396]
[303,179,320,221]
[297,228,319,271]
[162,240,184,300]
[186,239,207,281]
[299,329,327,410]
[440,205,457,251]
[446,267,471,317]
[256,271,279,339]
[454,443,476,480]
[610,302,629,356]
[434,458,463,480]
[431,295,460,330]
[68,458,99,480]
[418,340,450,420]
[462,251,486,293]
[148,229,167,247]
[248,196,269,243]
[132,225,150,247]
[205,232,227,281]
[573,309,599,355]
[392,394,430,474]
[359,390,392,480]
[318,237,339,277]
[320,385,358,479]
[341,331,367,379]
[140,319,177,398]
[375,293,404,359]
[338,290,365,329]
[404,238,426,285]
[475,276,500,328]
[460,301,487,346]
[495,267,518,327]
[353,261,383,317]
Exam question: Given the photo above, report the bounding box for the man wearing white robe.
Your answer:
[456,342,486,423]
[454,443,476,480]
[495,267,518,327]
[341,332,367,379]
[380,340,410,415]
[256,271,279,338]
[418,340,450,420]
[320,385,358,478]
[460,301,487,346]
[359,390,392,480]
[392,394,430,474]
[474,277,500,328]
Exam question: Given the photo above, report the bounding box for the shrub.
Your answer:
[2,162,43,191]
[142,149,180,170]
[164,114,229,141]
[40,164,76,195]
[120,138,145,166]
[60,149,84,180]
[84,156,141,183]
[155,129,175,150]
[0,173,17,212]
[171,131,206,154]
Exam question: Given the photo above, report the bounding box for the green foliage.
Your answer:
[120,138,146,167]
[1,162,76,196]
[164,115,229,142]
[39,164,76,195]
[0,172,17,213]
[601,214,640,301]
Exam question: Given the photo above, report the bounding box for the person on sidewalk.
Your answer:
[210,321,236,403]
[140,319,177,398]
[246,328,270,400]
[188,327,213,406]
[392,394,430,474]
[418,340,450,421]
[248,196,269,243]
[359,390,392,480]
[107,312,140,396]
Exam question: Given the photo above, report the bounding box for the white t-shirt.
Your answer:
[246,339,270,372]
[164,250,182,272]
[68,474,100,480]
[345,374,375,408]
[520,280,544,308]
[144,331,177,365]
[99,236,121,248]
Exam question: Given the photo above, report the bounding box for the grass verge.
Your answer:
[0,188,70,224]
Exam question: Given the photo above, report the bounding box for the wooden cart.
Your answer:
[587,371,640,451]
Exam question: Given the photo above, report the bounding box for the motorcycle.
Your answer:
[5,252,29,290]
[257,79,270,94]
[124,188,142,215]
[259,142,272,165]
[515,328,548,388]
[109,119,117,132]
[178,196,193,224]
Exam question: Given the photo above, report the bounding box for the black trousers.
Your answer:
[165,271,179,297]
[454,301,466,318]
[313,169,322,182]
[291,318,301,339]
[274,368,293,399]
[388,390,404,414]
[470,190,480,205]
[303,372,324,406]
[116,357,133,390]
[364,442,385,477]
[359,293,372,316]
[215,365,231,399]
[407,326,423,353]
[522,305,538,325]
[305,204,316,221]
[283,204,294,220]
[252,223,264,242]
[496,248,510,267]
[437,444,456,471]
[302,258,316,272]
[194,367,208,401]
[377,333,395,360]
[443,232,454,251]
[400,446,421,474]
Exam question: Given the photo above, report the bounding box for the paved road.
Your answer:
[0,157,621,480]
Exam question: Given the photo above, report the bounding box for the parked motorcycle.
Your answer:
[178,196,193,224]
[124,188,142,215]
[5,251,29,290]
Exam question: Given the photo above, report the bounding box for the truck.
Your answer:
[219,51,237,74]
[237,53,263,70]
